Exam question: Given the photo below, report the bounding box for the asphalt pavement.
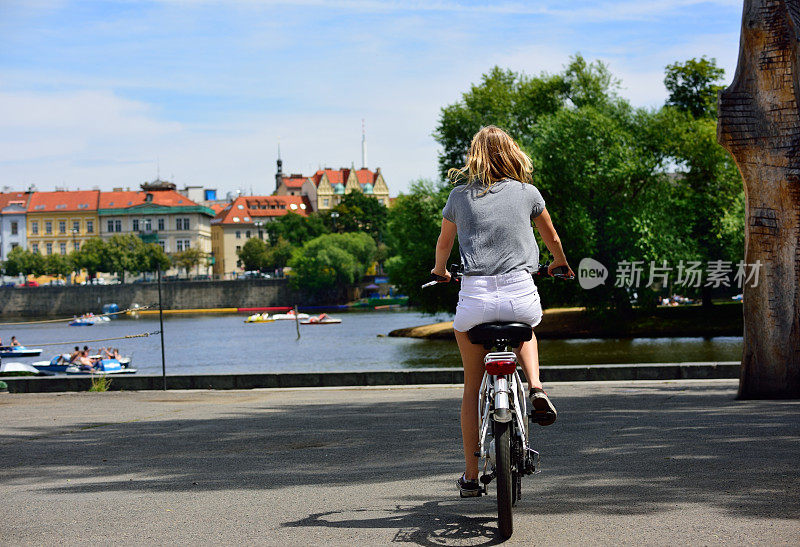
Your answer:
[2,380,799,545]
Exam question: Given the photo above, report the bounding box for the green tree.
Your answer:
[664,56,725,118]
[237,238,268,271]
[71,237,107,278]
[44,253,73,278]
[2,247,46,277]
[142,243,171,273]
[384,180,460,314]
[264,212,329,247]
[105,234,147,282]
[172,247,204,278]
[288,232,376,293]
[322,191,388,240]
[264,236,294,270]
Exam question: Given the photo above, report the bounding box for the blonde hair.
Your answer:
[448,125,533,189]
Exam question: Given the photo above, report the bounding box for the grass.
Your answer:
[89,374,112,392]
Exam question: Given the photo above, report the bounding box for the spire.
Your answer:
[361,118,367,169]
[275,138,283,194]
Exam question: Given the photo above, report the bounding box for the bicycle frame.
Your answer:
[477,351,539,479]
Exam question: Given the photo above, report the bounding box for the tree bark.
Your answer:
[718,0,800,398]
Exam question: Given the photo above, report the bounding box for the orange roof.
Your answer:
[282,176,308,189]
[355,168,377,185]
[210,203,228,214]
[310,167,379,188]
[212,195,311,225]
[99,189,198,209]
[0,192,30,213]
[28,191,99,213]
[312,169,346,186]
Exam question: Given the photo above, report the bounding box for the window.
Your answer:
[114,220,121,232]
[58,220,66,234]
[45,243,52,255]
[236,245,241,252]
[158,240,166,251]
[107,220,114,233]
[176,239,192,252]
[11,242,18,250]
[31,243,39,254]
[158,218,165,231]
[245,230,251,238]
[31,221,38,235]
[73,241,80,251]
[60,242,67,255]
[132,219,139,231]
[10,221,18,235]
[176,217,190,230]
[86,220,94,233]
[235,231,241,239]
[45,221,52,235]
[72,220,80,233]
[143,218,152,231]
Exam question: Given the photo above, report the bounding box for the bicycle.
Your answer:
[423,263,573,539]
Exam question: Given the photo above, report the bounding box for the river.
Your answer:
[2,310,742,374]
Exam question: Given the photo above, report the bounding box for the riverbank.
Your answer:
[389,302,743,340]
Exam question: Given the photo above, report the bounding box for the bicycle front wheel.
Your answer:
[493,419,513,539]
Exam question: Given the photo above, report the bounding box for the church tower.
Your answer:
[275,140,283,193]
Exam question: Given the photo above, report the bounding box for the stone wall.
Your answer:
[0,279,346,317]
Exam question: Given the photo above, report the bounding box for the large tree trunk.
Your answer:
[718,0,800,398]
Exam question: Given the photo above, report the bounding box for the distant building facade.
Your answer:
[275,165,389,211]
[26,190,100,256]
[0,192,30,261]
[98,186,214,256]
[211,194,311,278]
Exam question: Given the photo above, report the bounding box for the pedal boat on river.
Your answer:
[69,313,111,326]
[272,310,310,321]
[244,313,275,323]
[33,353,136,374]
[0,345,43,358]
[300,313,342,325]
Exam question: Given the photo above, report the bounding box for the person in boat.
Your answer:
[10,336,21,347]
[112,348,121,360]
[69,346,81,363]
[431,125,572,496]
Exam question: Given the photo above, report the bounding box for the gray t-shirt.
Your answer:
[442,178,546,276]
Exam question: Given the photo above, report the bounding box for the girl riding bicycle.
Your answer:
[430,125,574,495]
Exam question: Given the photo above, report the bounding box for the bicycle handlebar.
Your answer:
[422,263,574,288]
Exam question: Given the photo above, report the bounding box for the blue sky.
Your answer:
[0,0,743,196]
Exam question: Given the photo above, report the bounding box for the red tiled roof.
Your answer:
[0,192,30,213]
[28,191,99,213]
[210,203,228,214]
[312,169,346,186]
[212,195,311,225]
[282,176,308,189]
[355,168,377,185]
[99,190,198,209]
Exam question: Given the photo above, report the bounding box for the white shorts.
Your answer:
[453,270,543,333]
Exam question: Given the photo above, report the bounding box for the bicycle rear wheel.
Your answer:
[493,419,513,538]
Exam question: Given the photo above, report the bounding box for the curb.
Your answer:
[0,362,739,393]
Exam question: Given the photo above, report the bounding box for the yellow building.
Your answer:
[211,194,311,278]
[275,166,389,211]
[26,191,100,256]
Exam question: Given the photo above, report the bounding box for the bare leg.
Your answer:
[455,329,488,481]
[514,330,543,389]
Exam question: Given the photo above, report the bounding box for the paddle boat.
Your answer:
[64,358,137,375]
[0,345,43,358]
[272,310,310,321]
[300,313,342,325]
[0,360,50,376]
[69,313,110,326]
[33,353,132,373]
[244,313,275,323]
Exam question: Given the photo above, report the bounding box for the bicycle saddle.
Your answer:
[467,322,532,347]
